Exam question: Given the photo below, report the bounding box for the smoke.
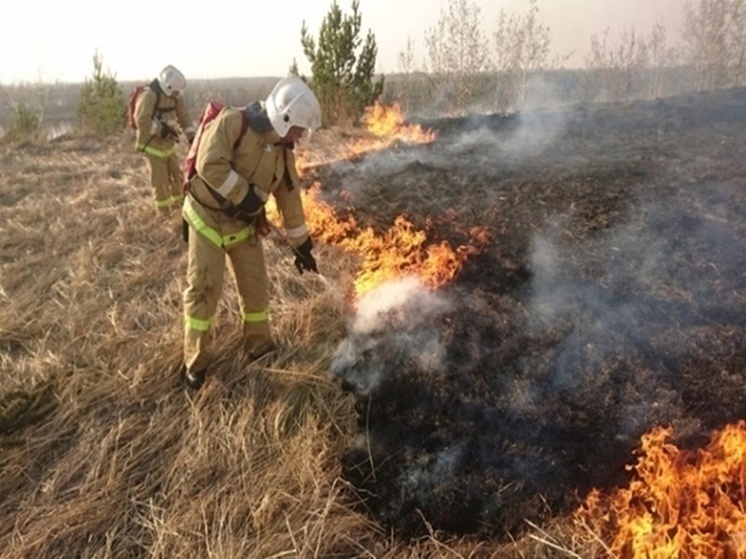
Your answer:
[522,74,573,111]
[523,183,746,439]
[317,96,572,206]
[331,276,450,395]
[446,104,569,162]
[315,79,572,203]
[527,182,745,346]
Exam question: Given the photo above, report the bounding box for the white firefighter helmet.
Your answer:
[157,65,187,97]
[265,77,322,137]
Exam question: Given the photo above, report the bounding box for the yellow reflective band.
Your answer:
[154,198,173,208]
[185,313,213,332]
[183,197,253,249]
[170,194,183,205]
[136,143,176,158]
[184,198,222,246]
[222,227,252,248]
[242,309,269,323]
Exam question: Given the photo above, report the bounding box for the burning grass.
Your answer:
[575,421,746,557]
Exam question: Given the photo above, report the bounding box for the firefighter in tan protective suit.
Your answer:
[133,65,196,212]
[180,77,321,390]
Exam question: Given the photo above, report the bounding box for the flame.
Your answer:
[271,102,482,300]
[294,102,437,172]
[355,101,437,150]
[362,102,437,142]
[574,421,746,558]
[296,184,488,299]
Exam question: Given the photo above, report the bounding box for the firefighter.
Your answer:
[180,76,321,390]
[133,64,196,212]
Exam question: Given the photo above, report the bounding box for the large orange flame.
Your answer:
[300,184,488,298]
[574,421,746,558]
[360,101,437,144]
[276,102,483,300]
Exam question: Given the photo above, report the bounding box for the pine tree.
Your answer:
[300,0,384,124]
[77,51,125,136]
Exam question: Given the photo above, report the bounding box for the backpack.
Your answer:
[182,101,249,193]
[127,84,160,129]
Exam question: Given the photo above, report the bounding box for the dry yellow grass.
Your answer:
[0,131,587,558]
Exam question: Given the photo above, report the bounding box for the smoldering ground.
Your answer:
[323,88,746,537]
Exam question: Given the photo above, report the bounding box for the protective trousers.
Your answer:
[182,228,273,374]
[144,153,184,211]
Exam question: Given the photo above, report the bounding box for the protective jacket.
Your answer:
[184,103,309,250]
[133,80,195,159]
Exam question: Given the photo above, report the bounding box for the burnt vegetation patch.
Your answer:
[322,88,746,538]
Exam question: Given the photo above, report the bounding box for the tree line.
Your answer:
[392,0,746,114]
[2,0,745,140]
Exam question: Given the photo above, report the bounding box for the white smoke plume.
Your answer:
[331,276,451,395]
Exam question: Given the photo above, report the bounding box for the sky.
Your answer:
[0,0,686,85]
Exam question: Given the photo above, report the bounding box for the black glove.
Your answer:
[294,237,318,274]
[160,122,175,139]
[228,185,263,222]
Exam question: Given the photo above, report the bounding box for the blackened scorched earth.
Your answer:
[309,88,746,538]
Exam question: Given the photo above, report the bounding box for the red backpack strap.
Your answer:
[184,104,249,210]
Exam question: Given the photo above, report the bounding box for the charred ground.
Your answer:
[312,88,746,537]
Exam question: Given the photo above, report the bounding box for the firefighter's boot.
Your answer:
[180,364,206,390]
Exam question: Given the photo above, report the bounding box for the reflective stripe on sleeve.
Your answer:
[214,170,240,197]
[253,186,269,202]
[285,223,309,239]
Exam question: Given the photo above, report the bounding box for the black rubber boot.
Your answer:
[180,364,206,390]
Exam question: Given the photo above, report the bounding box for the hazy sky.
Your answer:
[1,0,686,84]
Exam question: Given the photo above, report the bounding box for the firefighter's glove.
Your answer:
[231,186,263,223]
[160,122,176,139]
[294,238,318,275]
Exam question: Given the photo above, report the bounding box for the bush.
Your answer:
[6,100,43,141]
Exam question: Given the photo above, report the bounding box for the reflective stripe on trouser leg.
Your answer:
[167,154,184,204]
[183,226,226,372]
[145,154,173,210]
[227,239,274,355]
